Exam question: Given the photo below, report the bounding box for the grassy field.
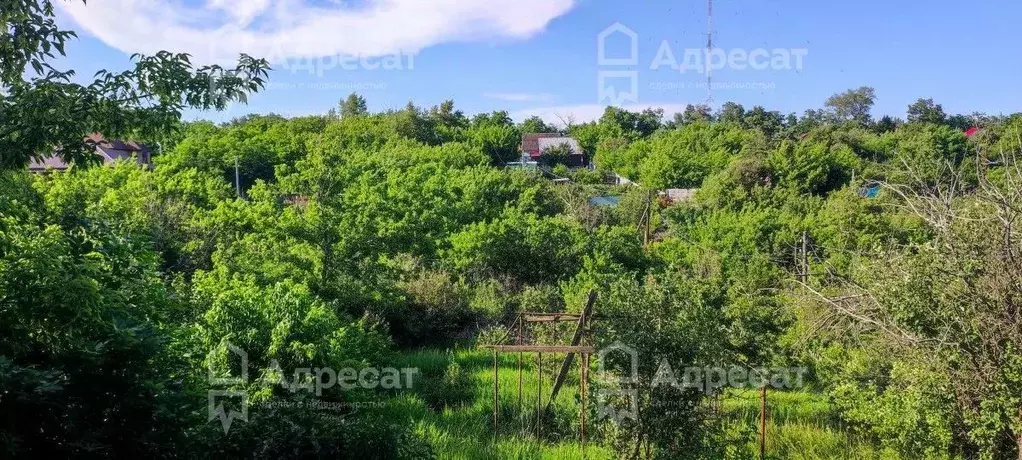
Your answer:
[391,348,614,459]
[384,348,881,459]
[720,389,881,459]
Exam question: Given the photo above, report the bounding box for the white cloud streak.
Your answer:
[57,0,577,64]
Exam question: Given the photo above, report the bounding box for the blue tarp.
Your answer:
[589,196,621,207]
[859,184,880,198]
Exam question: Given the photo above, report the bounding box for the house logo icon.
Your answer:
[596,23,639,105]
[207,341,250,433]
[594,341,639,423]
[596,341,638,384]
[597,23,639,66]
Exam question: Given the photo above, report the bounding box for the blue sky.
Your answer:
[54,0,1022,125]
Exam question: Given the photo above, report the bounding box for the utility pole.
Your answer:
[234,156,241,197]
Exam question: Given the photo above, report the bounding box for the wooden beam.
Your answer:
[521,312,581,323]
[545,290,597,413]
[522,315,581,323]
[483,345,596,353]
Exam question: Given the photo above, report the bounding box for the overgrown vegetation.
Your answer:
[3,2,1022,458]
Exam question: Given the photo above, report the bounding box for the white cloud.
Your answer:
[57,0,577,64]
[482,92,556,103]
[511,103,693,128]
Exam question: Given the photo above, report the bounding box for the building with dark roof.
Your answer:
[29,133,152,173]
[520,133,589,168]
[520,133,563,158]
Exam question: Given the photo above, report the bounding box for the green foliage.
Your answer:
[0,1,268,170]
[0,182,194,456]
[518,115,557,134]
[469,121,520,164]
[907,98,948,125]
[597,121,751,189]
[339,92,369,118]
[823,347,958,459]
[419,360,475,410]
[539,142,573,167]
[883,122,972,187]
[5,21,1022,456]
[447,209,587,285]
[824,86,877,126]
[767,136,859,195]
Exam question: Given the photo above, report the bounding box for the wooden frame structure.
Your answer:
[481,290,597,448]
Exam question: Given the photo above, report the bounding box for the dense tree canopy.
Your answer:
[2,5,1022,456]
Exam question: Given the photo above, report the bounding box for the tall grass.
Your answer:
[386,349,884,459]
[393,348,614,459]
[721,388,881,459]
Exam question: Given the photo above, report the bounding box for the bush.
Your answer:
[419,360,475,411]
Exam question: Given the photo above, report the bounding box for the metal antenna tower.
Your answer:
[706,0,714,104]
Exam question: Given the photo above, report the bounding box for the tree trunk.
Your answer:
[1017,427,1022,460]
[1017,408,1022,460]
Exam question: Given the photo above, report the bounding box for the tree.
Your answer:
[681,104,714,125]
[806,151,1022,458]
[446,210,587,284]
[824,86,877,126]
[947,113,975,131]
[468,123,519,164]
[717,102,746,126]
[0,173,198,456]
[906,98,947,125]
[744,106,784,138]
[872,115,901,133]
[0,0,269,170]
[519,115,557,134]
[596,106,663,140]
[339,92,368,118]
[392,101,438,145]
[538,142,573,167]
[428,99,468,143]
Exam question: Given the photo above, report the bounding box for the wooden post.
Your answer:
[1016,408,1022,460]
[580,353,588,450]
[517,317,523,414]
[759,385,767,460]
[493,349,498,438]
[536,353,543,438]
[645,190,652,245]
[800,231,808,283]
[546,291,596,412]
